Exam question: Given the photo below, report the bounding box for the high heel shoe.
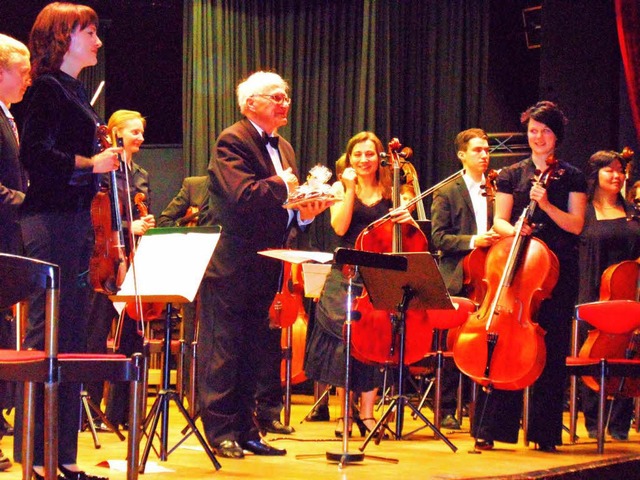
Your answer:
[334,417,352,438]
[58,464,108,480]
[360,417,390,439]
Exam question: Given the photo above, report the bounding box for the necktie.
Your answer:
[7,117,19,145]
[262,131,279,148]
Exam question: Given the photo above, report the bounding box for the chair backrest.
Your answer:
[0,253,59,357]
[0,253,58,309]
[575,300,640,334]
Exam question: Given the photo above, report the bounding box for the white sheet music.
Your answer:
[258,249,333,264]
[111,228,220,303]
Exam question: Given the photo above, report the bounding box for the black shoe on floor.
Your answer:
[241,438,287,456]
[474,438,494,450]
[0,416,14,436]
[307,404,330,422]
[58,464,108,480]
[441,414,461,430]
[213,439,244,459]
[258,419,295,434]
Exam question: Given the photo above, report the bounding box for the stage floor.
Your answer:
[2,394,640,479]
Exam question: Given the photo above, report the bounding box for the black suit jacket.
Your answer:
[204,118,298,312]
[156,175,211,227]
[430,176,492,295]
[0,109,27,254]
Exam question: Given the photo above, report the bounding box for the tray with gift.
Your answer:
[283,165,340,209]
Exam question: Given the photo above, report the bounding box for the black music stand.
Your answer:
[111,226,222,472]
[325,248,407,467]
[357,251,458,453]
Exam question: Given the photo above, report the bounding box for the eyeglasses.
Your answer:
[252,93,291,105]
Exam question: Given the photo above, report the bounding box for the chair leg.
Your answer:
[44,381,58,480]
[597,360,606,454]
[22,382,36,480]
[127,353,144,480]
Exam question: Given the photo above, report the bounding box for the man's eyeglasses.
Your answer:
[252,93,291,105]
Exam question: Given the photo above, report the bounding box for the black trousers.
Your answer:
[15,210,93,465]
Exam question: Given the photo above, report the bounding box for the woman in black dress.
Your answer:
[578,150,640,440]
[472,101,587,452]
[18,3,120,479]
[304,131,415,436]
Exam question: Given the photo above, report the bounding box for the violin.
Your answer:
[177,206,200,227]
[350,138,432,366]
[89,126,128,295]
[453,156,561,390]
[125,193,164,321]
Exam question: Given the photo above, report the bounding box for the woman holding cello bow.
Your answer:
[86,109,155,431]
[470,101,587,452]
[304,131,417,437]
[17,3,119,479]
[577,150,640,441]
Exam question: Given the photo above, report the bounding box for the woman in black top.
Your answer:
[578,150,640,440]
[472,101,587,452]
[18,3,120,479]
[304,131,415,437]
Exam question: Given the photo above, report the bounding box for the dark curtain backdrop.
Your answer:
[616,0,640,145]
[183,0,489,247]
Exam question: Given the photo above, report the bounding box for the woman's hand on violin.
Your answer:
[132,215,155,236]
[91,147,123,173]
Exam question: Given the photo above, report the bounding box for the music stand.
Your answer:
[110,226,222,472]
[325,248,407,467]
[357,251,458,453]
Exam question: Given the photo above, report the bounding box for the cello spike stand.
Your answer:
[357,251,458,453]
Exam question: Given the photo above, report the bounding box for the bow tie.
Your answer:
[262,132,279,148]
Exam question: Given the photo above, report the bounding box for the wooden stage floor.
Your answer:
[1,394,640,479]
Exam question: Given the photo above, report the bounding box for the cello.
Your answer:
[350,138,432,366]
[453,157,561,391]
[578,258,640,396]
[89,127,128,295]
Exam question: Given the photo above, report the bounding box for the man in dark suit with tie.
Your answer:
[430,128,500,429]
[198,71,329,459]
[0,32,31,470]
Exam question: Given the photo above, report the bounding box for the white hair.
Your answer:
[237,71,289,115]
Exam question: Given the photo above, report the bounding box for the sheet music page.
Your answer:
[111,230,220,303]
[258,249,333,264]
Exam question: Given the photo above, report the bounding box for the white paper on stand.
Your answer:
[111,228,220,304]
[258,249,333,264]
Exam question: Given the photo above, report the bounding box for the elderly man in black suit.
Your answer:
[430,128,500,429]
[198,71,329,459]
[0,32,31,470]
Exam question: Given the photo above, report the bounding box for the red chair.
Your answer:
[566,299,640,453]
[0,253,144,479]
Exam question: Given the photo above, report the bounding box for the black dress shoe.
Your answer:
[440,414,461,430]
[536,443,557,453]
[0,417,14,436]
[57,464,108,480]
[258,419,295,434]
[474,438,494,450]
[241,438,287,456]
[32,470,65,480]
[213,439,244,459]
[307,404,330,422]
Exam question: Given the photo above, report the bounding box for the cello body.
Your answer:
[453,235,558,390]
[350,220,432,366]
